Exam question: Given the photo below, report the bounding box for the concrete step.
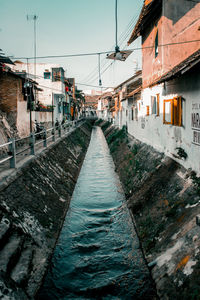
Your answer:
[11,246,33,285]
[0,234,22,273]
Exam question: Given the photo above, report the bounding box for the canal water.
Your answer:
[37,126,156,299]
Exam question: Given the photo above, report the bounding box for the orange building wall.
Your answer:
[142,0,200,87]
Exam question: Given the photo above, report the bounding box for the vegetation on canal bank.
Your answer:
[98,119,200,300]
[0,121,92,299]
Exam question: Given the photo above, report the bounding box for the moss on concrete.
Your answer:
[99,120,200,300]
[0,121,92,299]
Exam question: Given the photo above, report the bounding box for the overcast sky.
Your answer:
[0,0,143,92]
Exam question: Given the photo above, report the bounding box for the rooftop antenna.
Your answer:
[98,53,102,87]
[107,0,132,61]
[27,14,38,80]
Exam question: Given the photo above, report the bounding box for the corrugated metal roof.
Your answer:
[114,70,142,90]
[0,55,14,65]
[127,0,162,45]
[150,48,200,86]
[127,86,142,98]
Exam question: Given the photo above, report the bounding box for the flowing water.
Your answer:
[37,126,156,299]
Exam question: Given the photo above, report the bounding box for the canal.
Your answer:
[37,126,157,299]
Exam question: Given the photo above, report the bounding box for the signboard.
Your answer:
[191,103,200,146]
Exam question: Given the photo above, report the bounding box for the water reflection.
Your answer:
[37,126,156,299]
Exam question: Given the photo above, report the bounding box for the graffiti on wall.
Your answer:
[191,103,200,146]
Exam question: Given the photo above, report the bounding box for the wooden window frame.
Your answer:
[146,105,150,116]
[163,97,182,126]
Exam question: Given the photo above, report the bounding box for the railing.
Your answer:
[0,120,78,170]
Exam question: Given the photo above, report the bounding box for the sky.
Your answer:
[0,0,143,92]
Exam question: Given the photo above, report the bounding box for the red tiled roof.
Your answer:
[127,0,162,45]
[150,48,200,87]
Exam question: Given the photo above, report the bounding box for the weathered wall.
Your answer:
[0,121,92,299]
[0,72,33,138]
[100,121,200,300]
[142,0,200,87]
[114,64,200,176]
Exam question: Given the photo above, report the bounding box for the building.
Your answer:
[97,91,114,121]
[127,0,200,174]
[113,71,142,129]
[12,62,68,125]
[0,61,38,138]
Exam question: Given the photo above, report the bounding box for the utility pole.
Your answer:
[27,14,38,132]
[27,15,38,80]
[25,58,33,133]
[98,53,102,87]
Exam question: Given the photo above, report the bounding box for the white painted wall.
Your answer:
[17,101,35,137]
[12,63,66,124]
[125,68,200,175]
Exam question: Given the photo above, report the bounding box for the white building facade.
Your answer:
[12,62,68,125]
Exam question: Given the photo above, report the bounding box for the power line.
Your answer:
[36,82,111,92]
[82,6,146,85]
[12,39,200,60]
[83,12,140,84]
[13,70,112,90]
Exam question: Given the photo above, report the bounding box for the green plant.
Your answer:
[132,144,139,155]
[107,127,127,145]
[176,147,187,159]
[190,171,200,196]
[95,119,103,125]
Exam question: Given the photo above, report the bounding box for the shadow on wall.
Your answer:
[164,0,198,25]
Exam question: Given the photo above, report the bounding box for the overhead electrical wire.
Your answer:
[14,70,112,90]
[82,6,142,84]
[86,11,143,85]
[12,39,200,61]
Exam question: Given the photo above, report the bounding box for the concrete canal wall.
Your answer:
[0,121,92,299]
[100,120,200,300]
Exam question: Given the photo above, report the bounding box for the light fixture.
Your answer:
[107,0,133,61]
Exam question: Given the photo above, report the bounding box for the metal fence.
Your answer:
[0,120,77,170]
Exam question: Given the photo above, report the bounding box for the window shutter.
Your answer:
[146,105,150,116]
[173,96,182,126]
[173,97,178,125]
[178,96,182,126]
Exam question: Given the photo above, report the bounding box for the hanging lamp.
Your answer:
[107,0,132,61]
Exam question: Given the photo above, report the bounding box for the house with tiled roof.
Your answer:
[127,0,200,174]
[0,60,39,138]
[113,71,142,130]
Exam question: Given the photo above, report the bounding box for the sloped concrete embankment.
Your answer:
[0,121,92,299]
[99,120,200,300]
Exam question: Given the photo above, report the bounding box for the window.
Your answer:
[163,96,182,126]
[52,68,61,82]
[151,96,157,114]
[146,105,150,116]
[135,106,138,121]
[151,94,160,115]
[131,107,134,120]
[155,30,158,58]
[44,72,51,79]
